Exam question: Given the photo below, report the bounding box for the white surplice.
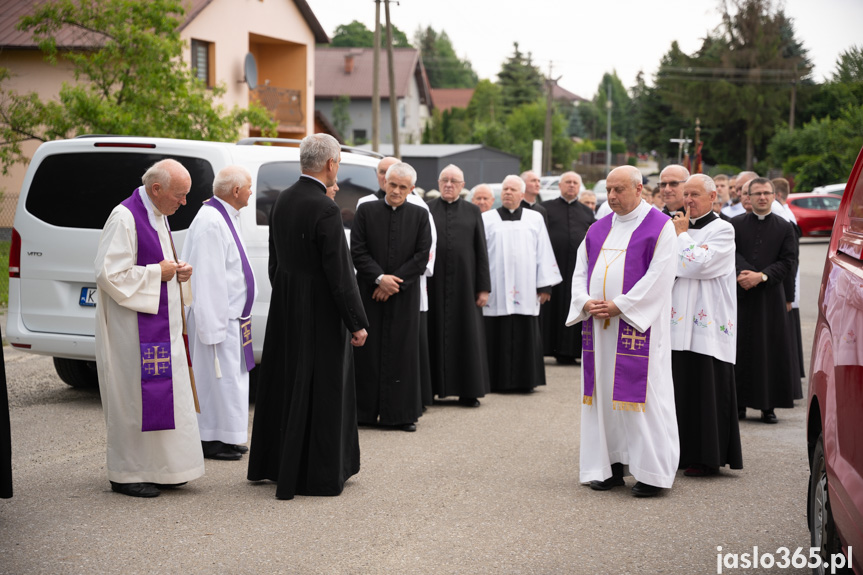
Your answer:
[181,196,258,445]
[356,192,436,311]
[483,208,562,317]
[670,215,737,364]
[566,200,679,488]
[94,187,204,484]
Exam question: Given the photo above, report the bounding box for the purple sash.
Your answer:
[203,198,256,371]
[582,207,668,411]
[121,188,175,431]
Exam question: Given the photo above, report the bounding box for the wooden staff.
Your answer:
[168,224,200,413]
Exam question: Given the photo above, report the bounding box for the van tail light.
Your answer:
[9,227,20,278]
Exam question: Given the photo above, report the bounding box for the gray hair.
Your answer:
[439,163,464,181]
[503,175,526,193]
[688,173,716,193]
[660,164,690,180]
[578,189,596,199]
[386,162,417,186]
[561,171,582,185]
[213,165,252,198]
[300,133,341,172]
[142,159,176,191]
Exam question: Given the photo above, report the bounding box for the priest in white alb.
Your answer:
[94,159,204,498]
[566,165,679,498]
[669,174,742,478]
[182,165,258,461]
[483,175,561,392]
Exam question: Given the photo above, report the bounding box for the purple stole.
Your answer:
[121,189,175,431]
[582,207,668,412]
[203,198,256,371]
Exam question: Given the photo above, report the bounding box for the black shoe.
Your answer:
[555,355,577,365]
[738,408,746,420]
[229,444,249,454]
[760,410,778,424]
[590,476,625,491]
[110,481,160,498]
[202,441,243,460]
[631,482,662,497]
[399,423,417,432]
[458,397,480,408]
[153,482,187,489]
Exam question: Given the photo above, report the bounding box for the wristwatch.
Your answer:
[761,273,768,283]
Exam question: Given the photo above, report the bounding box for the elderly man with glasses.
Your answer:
[426,165,492,407]
[659,164,689,217]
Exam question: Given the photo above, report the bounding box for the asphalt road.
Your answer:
[0,240,830,575]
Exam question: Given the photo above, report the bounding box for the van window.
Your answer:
[255,161,378,224]
[25,152,214,230]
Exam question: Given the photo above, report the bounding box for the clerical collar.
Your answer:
[498,206,523,220]
[755,211,772,221]
[523,199,537,207]
[214,195,240,219]
[444,196,460,205]
[689,210,717,229]
[614,200,644,223]
[384,197,399,211]
[563,197,578,204]
[663,205,683,218]
[300,174,326,191]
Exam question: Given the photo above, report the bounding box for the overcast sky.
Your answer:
[310,0,863,100]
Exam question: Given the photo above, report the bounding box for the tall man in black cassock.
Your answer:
[520,170,549,225]
[731,178,797,424]
[352,162,432,432]
[248,133,369,500]
[427,164,491,407]
[540,171,595,364]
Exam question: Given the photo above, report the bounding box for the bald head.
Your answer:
[659,164,689,212]
[605,166,644,215]
[520,170,541,202]
[377,156,399,190]
[143,159,192,216]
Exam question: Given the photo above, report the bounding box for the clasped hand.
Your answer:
[373,274,403,302]
[160,259,193,282]
[583,299,620,319]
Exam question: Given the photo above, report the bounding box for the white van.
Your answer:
[7,136,380,387]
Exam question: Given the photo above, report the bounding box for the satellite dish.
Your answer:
[243,53,258,90]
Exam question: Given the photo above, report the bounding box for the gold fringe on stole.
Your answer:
[583,395,593,406]
[613,400,646,412]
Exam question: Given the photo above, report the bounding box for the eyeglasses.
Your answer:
[659,181,684,188]
[438,178,464,185]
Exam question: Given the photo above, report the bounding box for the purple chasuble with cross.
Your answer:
[121,189,175,431]
[203,197,256,371]
[582,207,668,411]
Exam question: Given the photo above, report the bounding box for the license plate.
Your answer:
[79,287,97,307]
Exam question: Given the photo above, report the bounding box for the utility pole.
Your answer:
[372,0,381,152]
[384,0,399,158]
[605,78,612,177]
[543,62,561,175]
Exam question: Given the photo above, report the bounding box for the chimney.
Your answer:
[344,54,355,75]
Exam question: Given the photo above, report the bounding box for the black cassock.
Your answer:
[540,197,594,362]
[732,212,797,411]
[426,198,491,400]
[521,199,549,227]
[351,199,432,426]
[1,326,11,499]
[248,176,368,500]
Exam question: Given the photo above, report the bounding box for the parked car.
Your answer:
[7,136,381,388]
[787,193,841,237]
[812,182,848,196]
[539,175,560,190]
[807,145,863,575]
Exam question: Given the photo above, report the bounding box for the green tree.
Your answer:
[465,80,502,124]
[497,43,544,114]
[414,26,477,88]
[504,101,573,171]
[330,19,410,48]
[592,71,633,144]
[832,45,863,83]
[654,0,811,169]
[0,0,275,174]
[332,95,351,142]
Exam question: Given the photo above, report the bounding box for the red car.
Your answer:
[788,193,841,237]
[807,146,863,574]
